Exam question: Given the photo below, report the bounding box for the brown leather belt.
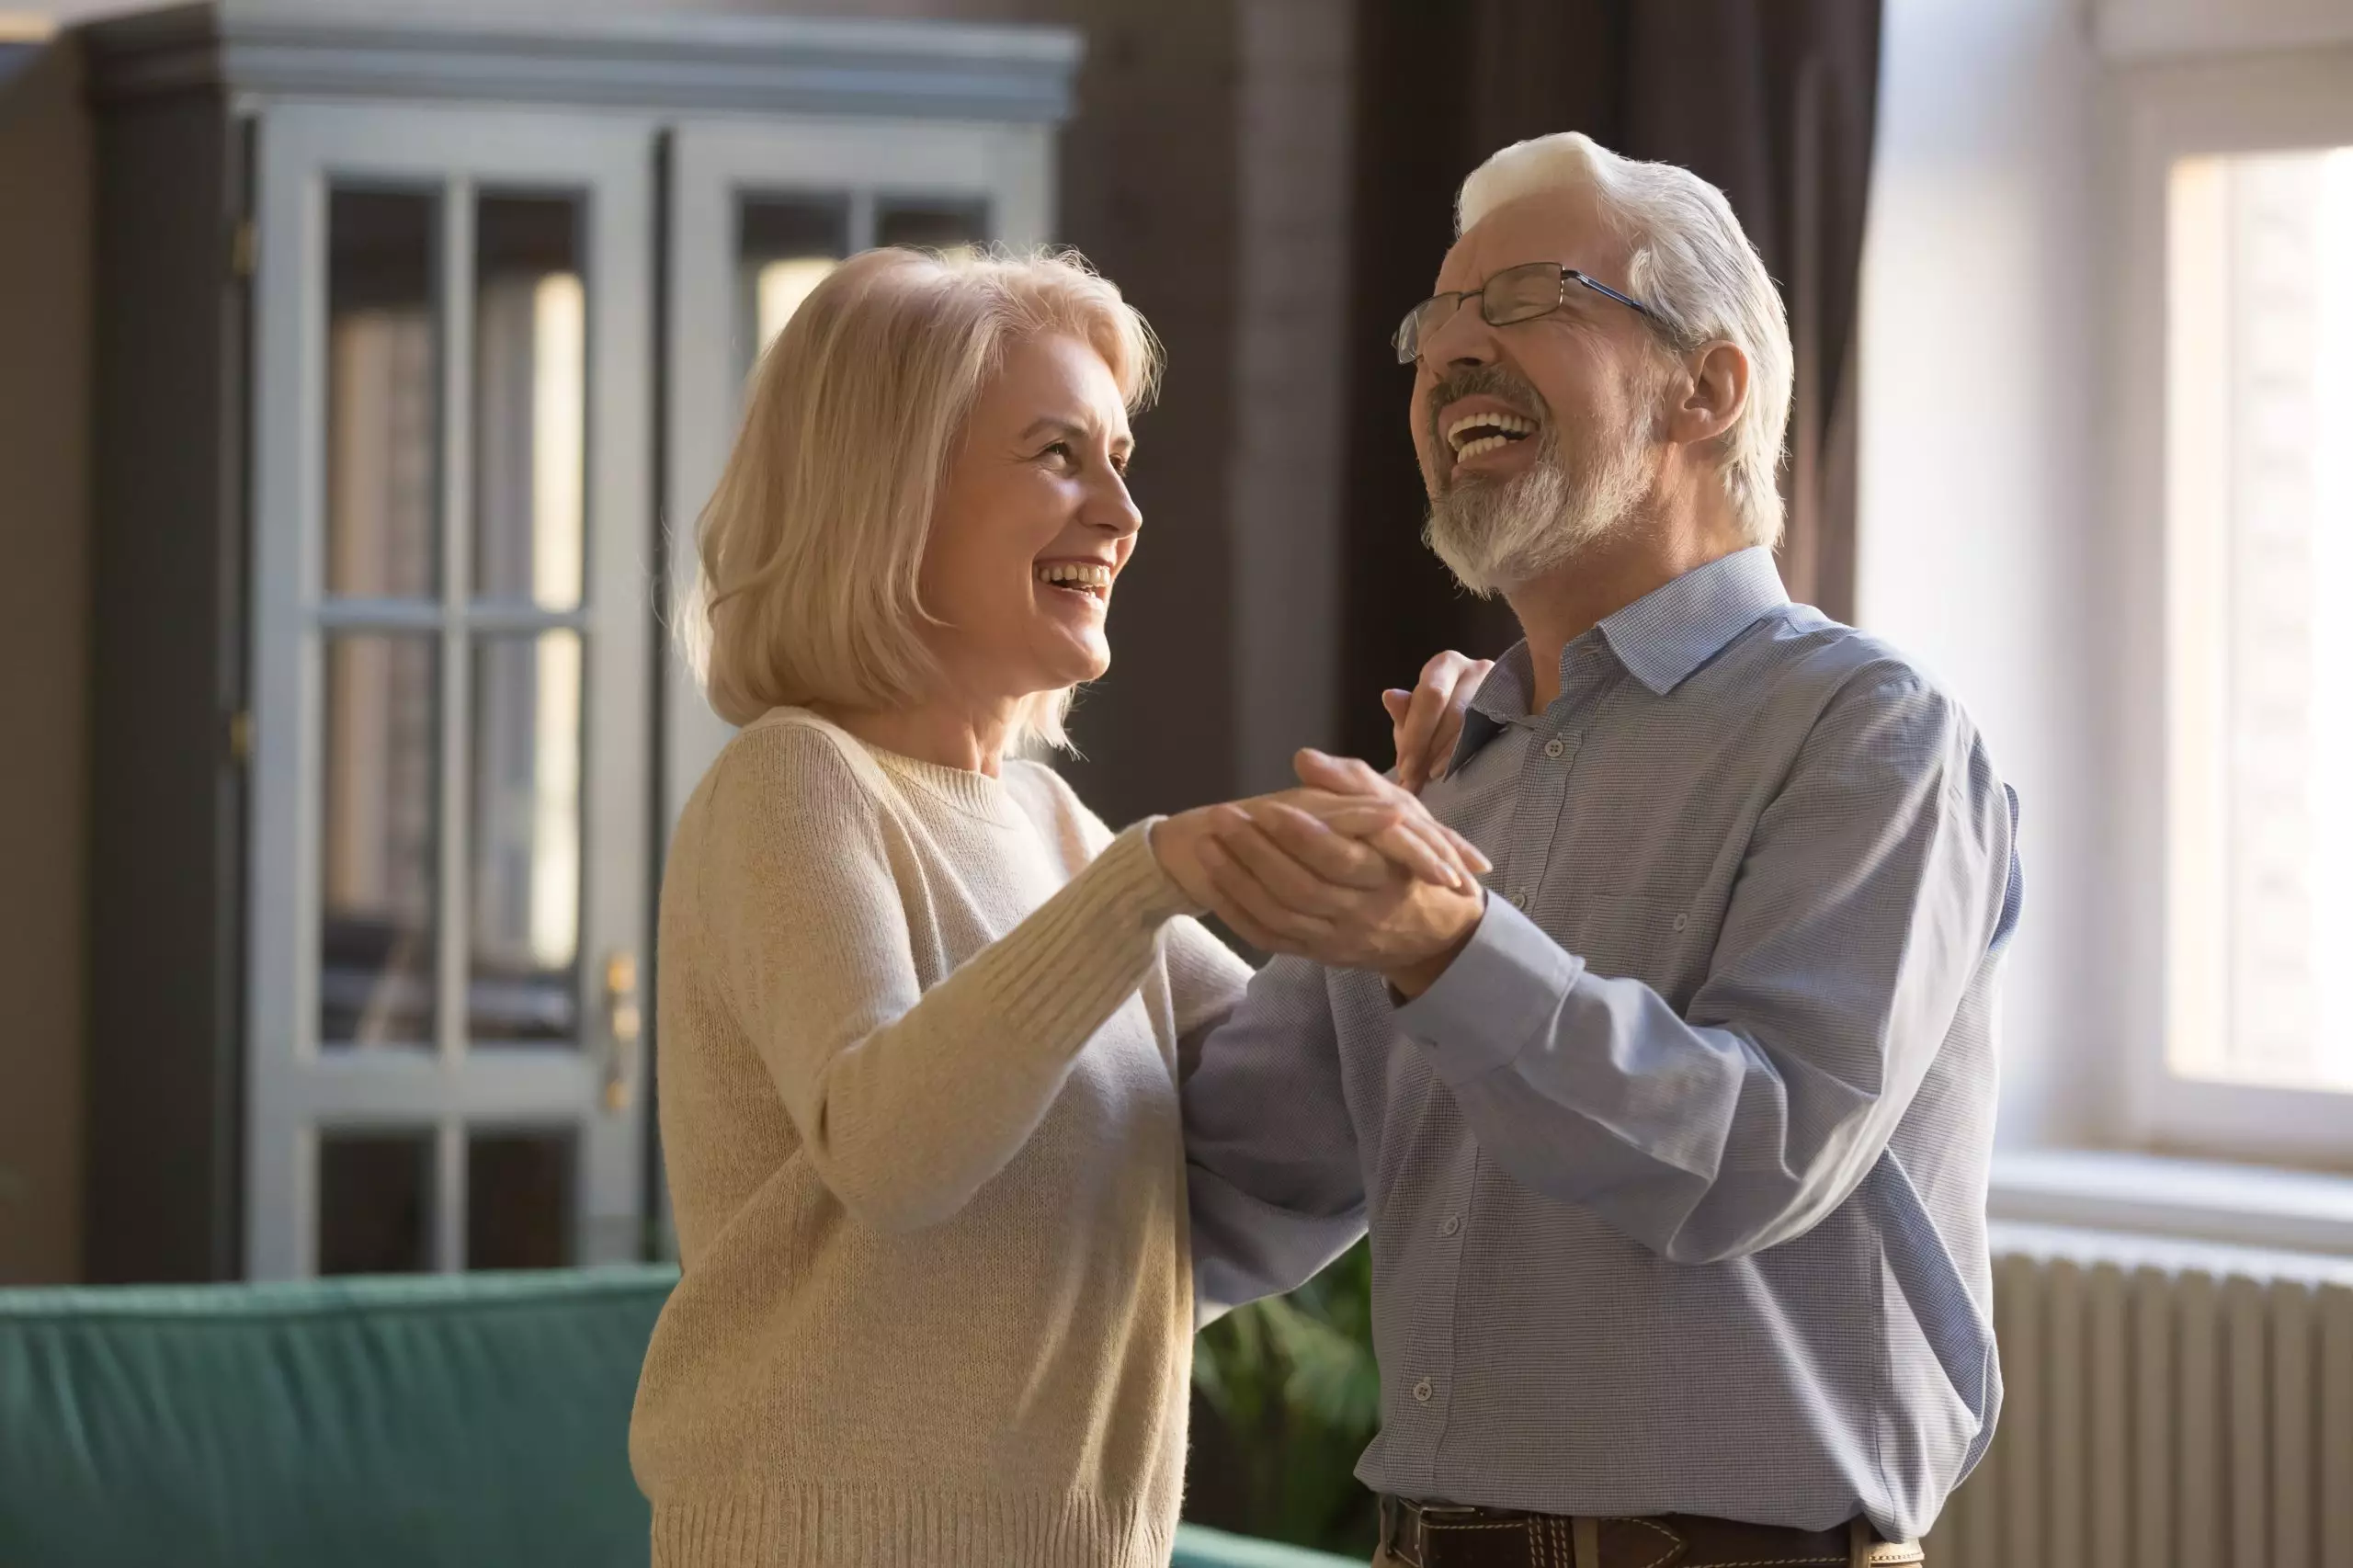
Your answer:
[1376,1497,1926,1568]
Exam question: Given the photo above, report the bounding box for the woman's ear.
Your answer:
[1669,340,1750,449]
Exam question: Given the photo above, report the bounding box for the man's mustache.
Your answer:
[1425,366,1551,439]
[1427,368,1555,494]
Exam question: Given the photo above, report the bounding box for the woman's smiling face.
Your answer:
[918,331,1142,702]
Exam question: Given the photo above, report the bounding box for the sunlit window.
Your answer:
[527,274,584,976]
[754,256,836,358]
[2165,145,2353,1093]
[738,196,847,371]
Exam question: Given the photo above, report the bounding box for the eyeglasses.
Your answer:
[1392,261,1659,366]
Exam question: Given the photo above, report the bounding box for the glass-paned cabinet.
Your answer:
[663,119,1049,824]
[78,6,1077,1281]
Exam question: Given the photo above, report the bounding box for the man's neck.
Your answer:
[1506,519,1750,713]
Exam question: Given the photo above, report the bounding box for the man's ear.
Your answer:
[1668,340,1749,449]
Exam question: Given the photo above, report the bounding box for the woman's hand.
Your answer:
[1199,812,1486,988]
[1149,808,1237,913]
[1151,777,1487,913]
[1192,750,1491,988]
[1238,787,1488,890]
[1382,651,1495,793]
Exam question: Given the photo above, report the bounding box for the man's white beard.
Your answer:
[1424,419,1655,597]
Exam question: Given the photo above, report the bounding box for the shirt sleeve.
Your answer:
[1161,915,1256,1085]
[1182,952,1370,1322]
[698,725,1197,1234]
[1395,667,2020,1264]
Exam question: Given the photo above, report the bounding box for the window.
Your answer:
[2164,146,2353,1097]
[2115,50,2353,1160]
[737,194,847,369]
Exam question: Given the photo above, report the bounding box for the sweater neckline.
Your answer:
[746,707,1033,829]
[861,744,1029,828]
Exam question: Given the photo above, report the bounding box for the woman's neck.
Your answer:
[809,697,1018,777]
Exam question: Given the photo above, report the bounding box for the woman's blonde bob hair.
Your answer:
[685,244,1162,753]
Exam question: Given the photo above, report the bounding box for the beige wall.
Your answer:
[1858,0,2105,1148]
[0,34,91,1285]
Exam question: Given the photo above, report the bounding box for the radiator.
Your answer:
[1926,1224,2353,1568]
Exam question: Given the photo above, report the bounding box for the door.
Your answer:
[660,117,1057,829]
[246,102,655,1279]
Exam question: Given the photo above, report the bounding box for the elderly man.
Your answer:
[1181,132,2021,1568]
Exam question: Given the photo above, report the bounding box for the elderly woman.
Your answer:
[630,245,1485,1568]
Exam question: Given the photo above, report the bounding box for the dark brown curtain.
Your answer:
[1338,0,1880,760]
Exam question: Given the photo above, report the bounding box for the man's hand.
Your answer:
[1193,748,1487,994]
[1152,780,1488,915]
[1384,651,1495,793]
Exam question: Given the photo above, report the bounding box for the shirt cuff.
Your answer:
[1395,892,1585,1084]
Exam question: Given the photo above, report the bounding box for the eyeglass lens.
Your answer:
[1396,263,1568,362]
[1484,263,1568,324]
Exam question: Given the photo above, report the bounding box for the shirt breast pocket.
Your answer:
[1562,889,1712,1007]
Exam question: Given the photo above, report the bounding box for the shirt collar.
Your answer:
[1452,547,1790,767]
[1597,545,1790,698]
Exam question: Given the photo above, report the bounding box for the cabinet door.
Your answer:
[247,103,655,1278]
[660,118,1056,827]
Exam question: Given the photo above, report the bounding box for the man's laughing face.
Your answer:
[1410,188,1669,596]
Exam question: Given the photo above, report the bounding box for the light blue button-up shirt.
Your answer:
[1184,548,2022,1541]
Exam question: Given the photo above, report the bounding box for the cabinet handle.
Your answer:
[602,949,642,1113]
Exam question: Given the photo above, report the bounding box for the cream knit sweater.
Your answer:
[631,708,1252,1568]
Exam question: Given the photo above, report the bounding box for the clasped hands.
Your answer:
[1151,653,1495,1000]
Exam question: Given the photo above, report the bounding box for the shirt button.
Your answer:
[1440,1215,1461,1237]
[1413,1377,1434,1403]
[1673,913,1689,932]
[1543,737,1566,759]
[1508,890,1529,911]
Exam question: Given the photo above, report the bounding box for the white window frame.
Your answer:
[2106,45,2353,1165]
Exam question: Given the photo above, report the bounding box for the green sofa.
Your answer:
[0,1266,1352,1568]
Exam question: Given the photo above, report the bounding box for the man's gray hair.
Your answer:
[1458,132,1793,549]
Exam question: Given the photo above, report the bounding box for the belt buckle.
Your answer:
[1379,1498,1489,1567]
[1848,1520,1925,1567]
[1410,1502,1491,1567]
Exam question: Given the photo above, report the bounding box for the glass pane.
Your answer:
[467,1130,575,1269]
[318,1131,433,1275]
[469,632,581,1044]
[875,197,989,256]
[2164,145,2353,1092]
[473,192,585,608]
[738,194,848,368]
[325,187,439,599]
[321,635,438,1048]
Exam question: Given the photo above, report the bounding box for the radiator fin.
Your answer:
[1924,1250,2353,1568]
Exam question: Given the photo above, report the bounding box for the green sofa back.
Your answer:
[0,1267,675,1567]
[0,1266,1353,1568]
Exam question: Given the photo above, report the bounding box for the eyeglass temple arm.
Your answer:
[1569,270,1658,320]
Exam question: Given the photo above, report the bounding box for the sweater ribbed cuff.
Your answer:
[1109,816,1207,922]
[962,824,1194,1055]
